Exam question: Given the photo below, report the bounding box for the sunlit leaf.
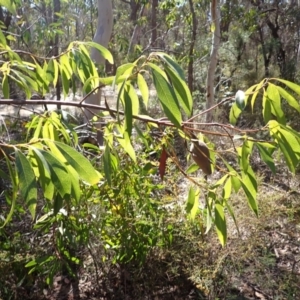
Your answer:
[137,73,149,108]
[186,187,200,221]
[54,141,100,185]
[215,204,227,246]
[277,85,300,113]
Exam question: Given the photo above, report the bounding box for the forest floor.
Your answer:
[28,169,300,300]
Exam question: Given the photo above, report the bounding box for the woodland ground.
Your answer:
[0,96,300,300]
[8,170,299,300]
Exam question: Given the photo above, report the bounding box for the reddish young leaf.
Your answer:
[159,147,168,180]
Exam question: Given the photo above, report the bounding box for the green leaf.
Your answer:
[276,85,300,113]
[250,81,264,111]
[222,178,232,201]
[40,150,71,198]
[60,67,70,98]
[30,147,54,201]
[267,83,286,124]
[185,187,200,221]
[54,141,100,185]
[215,204,227,246]
[157,53,185,80]
[276,131,300,173]
[117,132,136,162]
[137,73,149,108]
[2,75,9,98]
[15,150,37,219]
[0,26,7,47]
[0,154,18,228]
[103,145,112,186]
[124,86,133,137]
[52,59,59,87]
[262,90,271,123]
[256,143,276,173]
[186,163,199,174]
[84,41,114,64]
[229,103,242,125]
[276,79,300,95]
[241,168,258,216]
[151,68,182,127]
[164,64,193,117]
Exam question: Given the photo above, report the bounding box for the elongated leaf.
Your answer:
[40,150,71,198]
[241,168,258,216]
[277,130,300,173]
[222,178,232,201]
[0,26,7,47]
[0,154,18,228]
[2,75,9,99]
[250,81,264,111]
[215,204,227,246]
[156,52,185,80]
[267,83,285,124]
[186,187,200,221]
[54,141,100,185]
[60,67,70,98]
[276,79,300,95]
[186,163,199,174]
[164,65,193,117]
[124,87,133,137]
[31,147,54,201]
[117,132,136,162]
[152,69,182,127]
[262,90,271,123]
[15,150,37,219]
[137,73,149,108]
[103,145,112,186]
[52,59,59,87]
[277,85,300,113]
[229,103,242,125]
[256,143,276,173]
[84,41,114,64]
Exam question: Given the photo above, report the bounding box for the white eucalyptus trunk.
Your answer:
[84,0,113,142]
[205,0,220,123]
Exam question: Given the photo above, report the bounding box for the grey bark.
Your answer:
[205,0,220,123]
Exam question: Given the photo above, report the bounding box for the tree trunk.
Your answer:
[205,0,220,123]
[127,4,145,57]
[187,0,197,93]
[53,0,61,108]
[151,0,158,47]
[84,0,113,144]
